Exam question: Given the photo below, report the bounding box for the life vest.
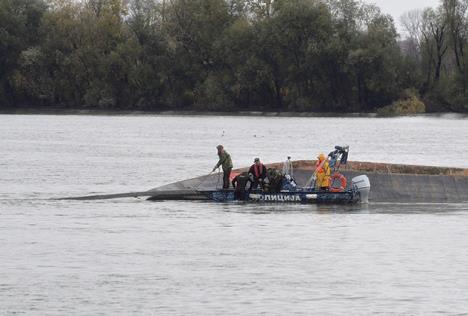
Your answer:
[230,171,240,182]
[315,160,322,170]
[254,163,264,179]
[315,159,330,176]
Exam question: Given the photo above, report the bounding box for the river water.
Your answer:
[1,114,468,315]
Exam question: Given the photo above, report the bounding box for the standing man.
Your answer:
[282,156,293,178]
[213,145,233,189]
[315,153,331,190]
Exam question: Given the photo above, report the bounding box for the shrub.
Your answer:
[377,89,426,116]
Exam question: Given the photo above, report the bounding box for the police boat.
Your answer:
[149,146,370,204]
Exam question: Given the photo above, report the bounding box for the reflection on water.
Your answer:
[196,201,467,215]
[0,114,468,315]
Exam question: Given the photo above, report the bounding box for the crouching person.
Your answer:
[248,158,267,190]
[232,172,250,200]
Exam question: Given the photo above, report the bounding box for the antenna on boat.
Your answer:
[329,145,349,173]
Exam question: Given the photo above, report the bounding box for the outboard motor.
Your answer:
[352,175,371,204]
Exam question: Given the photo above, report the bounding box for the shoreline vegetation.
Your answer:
[1,0,468,114]
[1,106,466,118]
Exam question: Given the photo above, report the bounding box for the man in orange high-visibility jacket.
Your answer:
[315,153,331,190]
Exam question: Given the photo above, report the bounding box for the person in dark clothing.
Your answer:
[248,158,267,190]
[213,145,233,189]
[231,172,250,200]
[232,172,247,188]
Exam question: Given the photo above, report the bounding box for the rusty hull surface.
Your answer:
[269,160,468,177]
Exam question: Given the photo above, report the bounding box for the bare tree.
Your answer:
[401,10,423,48]
[423,8,448,82]
[442,0,468,74]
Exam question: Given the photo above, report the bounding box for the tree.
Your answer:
[424,8,448,82]
[0,0,46,107]
[2,0,465,112]
[442,0,468,75]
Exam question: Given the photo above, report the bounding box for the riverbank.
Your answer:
[1,107,466,118]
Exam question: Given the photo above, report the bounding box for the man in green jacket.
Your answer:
[213,145,233,189]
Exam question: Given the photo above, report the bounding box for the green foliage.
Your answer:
[0,0,466,113]
[0,0,47,107]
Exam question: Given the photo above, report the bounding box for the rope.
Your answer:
[215,168,222,189]
[193,168,222,191]
[193,170,215,191]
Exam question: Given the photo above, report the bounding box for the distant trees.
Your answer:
[0,0,47,106]
[400,0,468,112]
[0,0,467,112]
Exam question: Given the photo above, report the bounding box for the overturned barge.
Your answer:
[64,162,468,204]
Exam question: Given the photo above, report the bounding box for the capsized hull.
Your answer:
[60,160,467,203]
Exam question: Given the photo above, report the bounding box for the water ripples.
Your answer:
[1,115,468,315]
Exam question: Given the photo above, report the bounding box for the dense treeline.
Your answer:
[0,0,467,112]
